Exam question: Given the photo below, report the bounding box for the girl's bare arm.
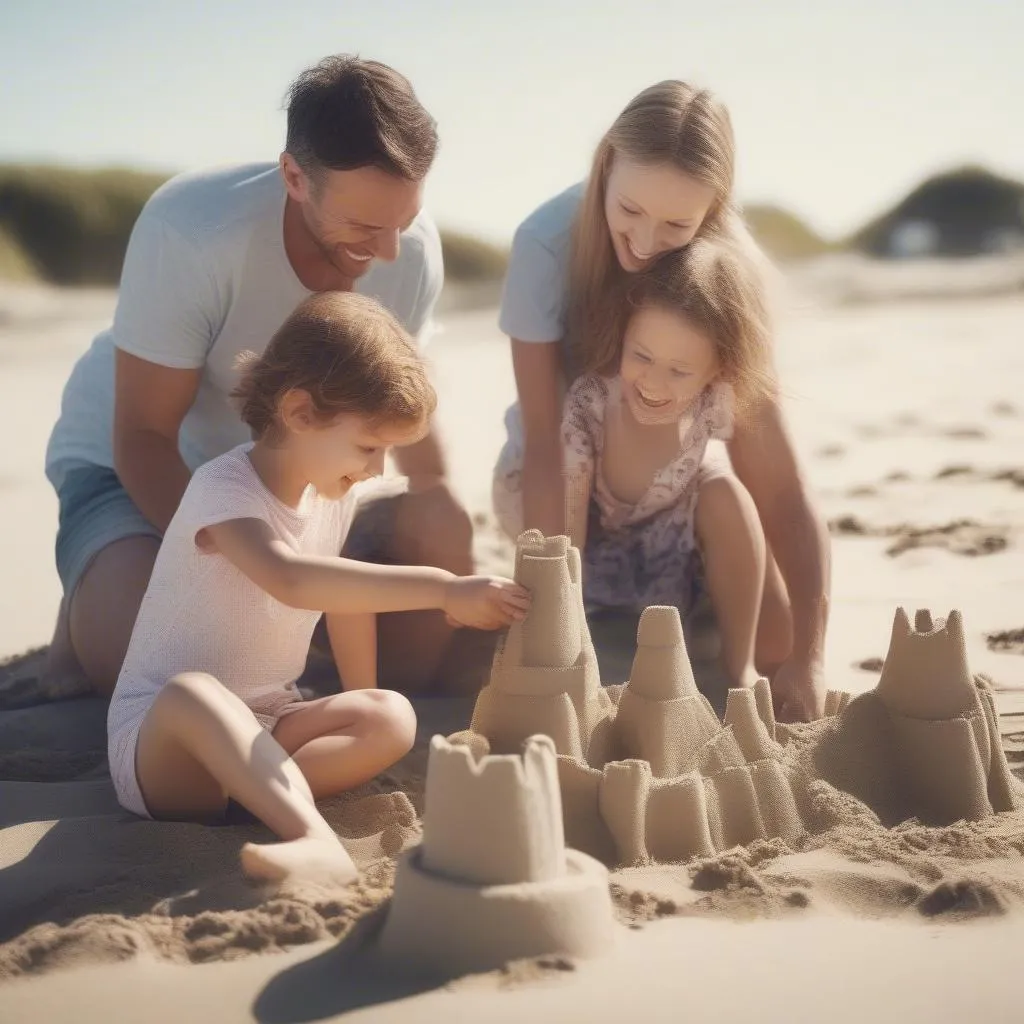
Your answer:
[204,517,529,626]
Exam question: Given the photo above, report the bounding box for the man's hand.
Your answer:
[443,576,531,630]
[771,656,826,723]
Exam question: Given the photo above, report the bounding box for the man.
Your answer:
[42,54,473,699]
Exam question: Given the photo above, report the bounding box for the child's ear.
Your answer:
[279,389,316,433]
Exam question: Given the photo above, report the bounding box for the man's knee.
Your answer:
[393,490,473,567]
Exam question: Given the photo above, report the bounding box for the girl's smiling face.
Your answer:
[619,305,720,425]
[278,390,427,500]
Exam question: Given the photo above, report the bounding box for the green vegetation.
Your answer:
[0,165,168,285]
[743,204,830,261]
[3,162,1021,285]
[0,224,37,281]
[436,228,508,281]
[846,166,1024,257]
[0,164,509,286]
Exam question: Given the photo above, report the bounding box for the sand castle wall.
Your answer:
[459,531,1023,868]
[378,734,616,975]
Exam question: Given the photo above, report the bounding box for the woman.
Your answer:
[492,81,831,721]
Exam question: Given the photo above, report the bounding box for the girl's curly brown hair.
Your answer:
[232,291,436,441]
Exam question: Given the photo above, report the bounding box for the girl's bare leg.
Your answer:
[134,672,356,883]
[272,688,417,799]
[694,475,766,689]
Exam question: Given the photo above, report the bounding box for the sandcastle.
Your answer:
[454,530,805,867]
[377,732,616,975]
[815,607,1022,826]
[455,530,1023,867]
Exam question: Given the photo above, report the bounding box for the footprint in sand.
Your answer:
[941,425,988,441]
[828,516,1010,557]
[991,468,1024,489]
[816,444,845,459]
[893,412,921,428]
[934,464,977,480]
[931,466,1024,490]
[885,520,1009,558]
[985,628,1024,655]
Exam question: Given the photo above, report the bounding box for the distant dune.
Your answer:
[847,167,1024,258]
[742,204,830,262]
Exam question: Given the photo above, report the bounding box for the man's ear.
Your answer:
[279,152,310,203]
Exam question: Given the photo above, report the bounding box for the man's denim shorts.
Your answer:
[54,465,162,597]
[54,463,404,597]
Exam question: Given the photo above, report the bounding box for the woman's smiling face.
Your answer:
[604,156,718,273]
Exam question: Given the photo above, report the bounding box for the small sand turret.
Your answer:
[816,608,1021,826]
[377,734,616,976]
[470,530,612,761]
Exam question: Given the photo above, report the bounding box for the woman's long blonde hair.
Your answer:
[567,81,750,377]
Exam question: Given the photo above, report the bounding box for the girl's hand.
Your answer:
[443,576,532,630]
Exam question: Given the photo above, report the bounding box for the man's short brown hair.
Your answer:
[285,55,438,181]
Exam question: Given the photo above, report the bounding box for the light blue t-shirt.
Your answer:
[496,182,584,447]
[45,162,443,490]
[498,182,584,352]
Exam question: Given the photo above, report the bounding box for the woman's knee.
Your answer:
[352,689,417,757]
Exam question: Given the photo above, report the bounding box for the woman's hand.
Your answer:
[771,657,826,723]
[443,576,532,630]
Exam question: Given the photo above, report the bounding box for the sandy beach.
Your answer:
[1,256,1023,1022]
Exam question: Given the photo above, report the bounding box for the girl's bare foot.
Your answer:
[240,833,358,885]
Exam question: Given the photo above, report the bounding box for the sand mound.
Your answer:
[0,787,420,980]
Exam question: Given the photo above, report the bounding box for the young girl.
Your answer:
[106,291,530,884]
[562,238,775,691]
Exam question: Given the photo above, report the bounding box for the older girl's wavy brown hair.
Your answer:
[603,238,777,419]
[232,291,436,441]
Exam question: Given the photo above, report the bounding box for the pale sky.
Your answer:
[2,0,1022,245]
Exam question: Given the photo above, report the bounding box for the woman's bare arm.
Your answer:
[727,396,832,666]
[511,340,566,537]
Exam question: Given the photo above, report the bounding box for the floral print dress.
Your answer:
[562,374,735,616]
